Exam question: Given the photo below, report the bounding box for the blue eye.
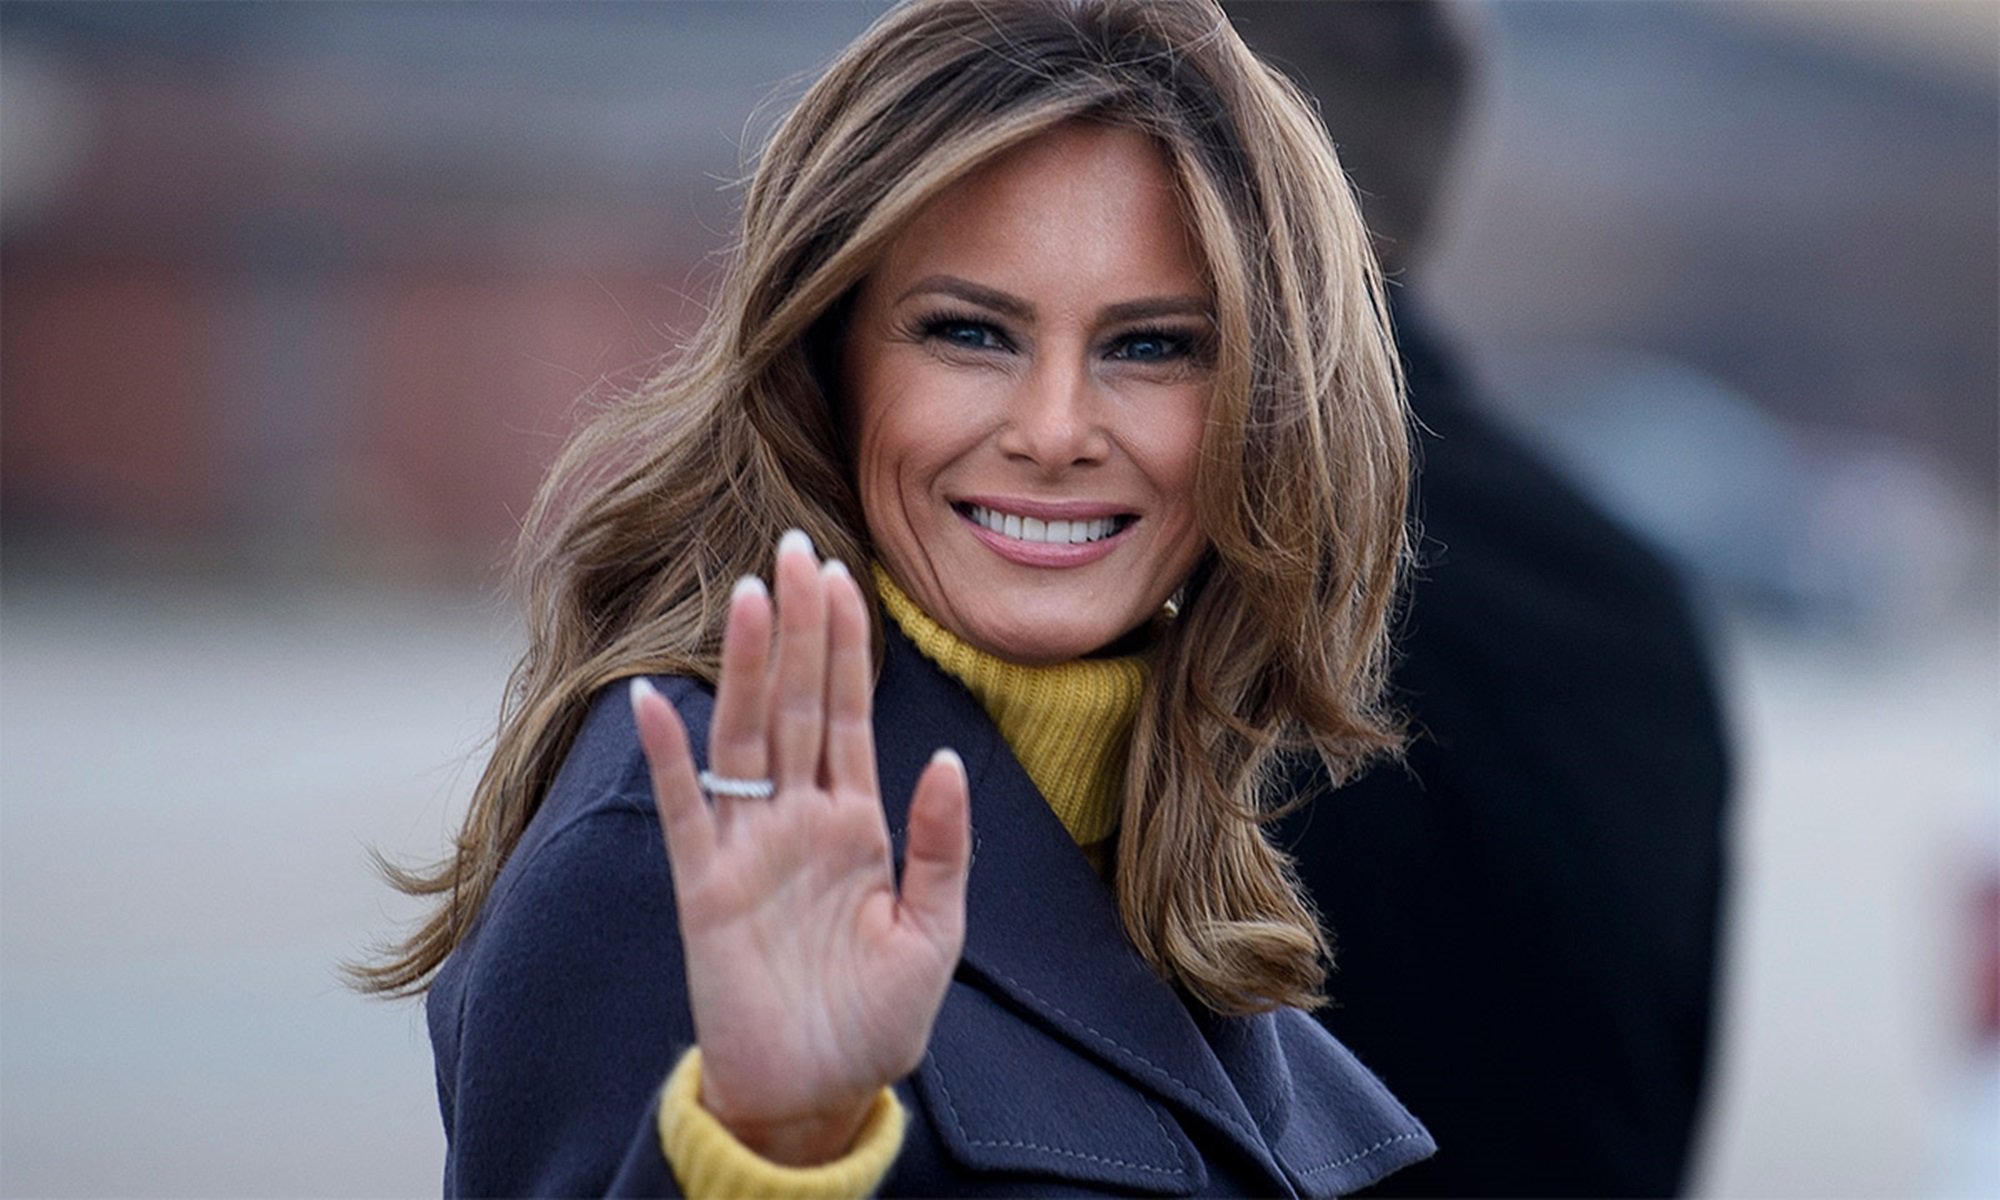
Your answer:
[1109,329,1196,364]
[924,316,1008,351]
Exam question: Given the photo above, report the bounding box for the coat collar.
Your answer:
[870,624,1433,1194]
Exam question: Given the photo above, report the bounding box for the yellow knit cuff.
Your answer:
[657,1048,905,1199]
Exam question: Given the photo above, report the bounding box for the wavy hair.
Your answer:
[357,0,1409,1016]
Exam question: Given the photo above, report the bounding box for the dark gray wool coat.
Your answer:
[427,622,1434,1196]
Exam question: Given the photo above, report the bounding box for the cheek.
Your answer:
[849,408,910,544]
[848,358,959,544]
[1136,390,1209,523]
[855,359,997,487]
[845,346,908,508]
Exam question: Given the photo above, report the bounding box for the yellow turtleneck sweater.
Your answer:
[658,567,1151,1196]
[873,565,1148,871]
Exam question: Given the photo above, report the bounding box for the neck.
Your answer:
[872,566,1149,865]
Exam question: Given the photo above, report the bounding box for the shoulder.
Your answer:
[536,675,716,833]
[428,674,714,1194]
[443,673,717,1006]
[448,674,717,993]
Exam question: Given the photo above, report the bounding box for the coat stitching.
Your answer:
[1142,1096,1196,1176]
[924,1056,1189,1179]
[1297,1131,1429,1175]
[986,968,1260,1146]
[1242,1023,1284,1133]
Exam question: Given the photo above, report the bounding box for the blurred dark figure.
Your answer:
[1226,3,1732,1196]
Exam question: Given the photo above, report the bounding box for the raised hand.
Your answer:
[629,530,972,1166]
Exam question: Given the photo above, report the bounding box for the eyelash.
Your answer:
[914,310,1012,353]
[910,309,1212,367]
[1109,326,1209,366]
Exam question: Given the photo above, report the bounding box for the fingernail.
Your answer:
[629,676,661,709]
[930,747,965,777]
[821,558,850,581]
[731,574,768,601]
[777,528,814,560]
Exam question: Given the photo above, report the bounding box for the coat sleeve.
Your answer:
[442,805,691,1196]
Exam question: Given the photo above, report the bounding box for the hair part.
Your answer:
[355,0,1409,1018]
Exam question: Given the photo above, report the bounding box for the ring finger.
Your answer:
[706,573,774,803]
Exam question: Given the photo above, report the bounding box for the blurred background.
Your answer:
[1,1,1993,1195]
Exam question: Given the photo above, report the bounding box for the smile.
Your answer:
[958,503,1133,545]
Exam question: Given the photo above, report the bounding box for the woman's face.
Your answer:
[843,122,1213,665]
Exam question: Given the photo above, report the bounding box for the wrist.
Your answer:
[698,1078,877,1167]
[659,1051,908,1197]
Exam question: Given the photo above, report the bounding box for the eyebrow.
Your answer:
[893,274,1212,325]
[1102,296,1214,325]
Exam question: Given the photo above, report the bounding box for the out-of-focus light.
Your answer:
[1707,0,2000,90]
[0,41,95,233]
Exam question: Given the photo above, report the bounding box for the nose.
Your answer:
[996,353,1110,472]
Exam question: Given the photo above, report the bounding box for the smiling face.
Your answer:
[842,122,1214,665]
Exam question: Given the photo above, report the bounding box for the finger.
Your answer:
[630,677,716,879]
[708,575,773,784]
[769,529,829,789]
[821,560,878,798]
[898,748,971,955]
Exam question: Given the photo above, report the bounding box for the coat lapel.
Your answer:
[871,624,1436,1195]
[1261,1008,1439,1195]
[870,627,1290,1189]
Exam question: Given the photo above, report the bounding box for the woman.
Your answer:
[361,0,1431,1193]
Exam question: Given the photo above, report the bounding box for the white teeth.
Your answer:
[966,505,1124,545]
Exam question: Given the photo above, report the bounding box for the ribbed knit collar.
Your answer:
[872,566,1148,859]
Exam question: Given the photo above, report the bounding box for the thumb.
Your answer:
[898,748,971,954]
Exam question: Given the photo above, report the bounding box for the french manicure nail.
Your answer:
[777,528,814,560]
[629,677,661,709]
[930,747,965,777]
[821,559,851,581]
[731,574,768,601]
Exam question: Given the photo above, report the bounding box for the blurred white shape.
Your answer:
[1477,344,1997,635]
[1934,1046,2000,1198]
[1689,618,1997,1197]
[0,39,94,231]
[1798,431,1996,635]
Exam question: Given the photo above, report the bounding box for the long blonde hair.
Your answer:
[358,0,1408,1017]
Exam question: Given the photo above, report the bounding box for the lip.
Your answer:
[954,497,1136,568]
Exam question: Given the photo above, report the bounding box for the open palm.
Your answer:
[629,531,971,1166]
